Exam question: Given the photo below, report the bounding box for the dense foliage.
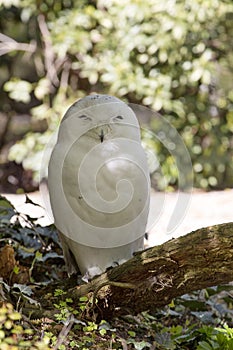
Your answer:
[0,196,233,349]
[0,0,233,189]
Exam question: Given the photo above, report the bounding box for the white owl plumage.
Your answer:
[48,94,150,279]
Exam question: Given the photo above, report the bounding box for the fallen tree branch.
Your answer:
[36,222,233,320]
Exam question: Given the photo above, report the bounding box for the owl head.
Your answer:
[58,94,141,143]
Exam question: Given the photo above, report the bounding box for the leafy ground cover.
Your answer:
[0,195,233,349]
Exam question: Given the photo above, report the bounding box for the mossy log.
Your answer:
[35,222,233,320]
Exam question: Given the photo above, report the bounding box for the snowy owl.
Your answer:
[48,94,150,279]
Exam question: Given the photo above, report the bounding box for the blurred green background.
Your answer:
[0,0,232,192]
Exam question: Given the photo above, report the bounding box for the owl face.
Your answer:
[59,95,141,144]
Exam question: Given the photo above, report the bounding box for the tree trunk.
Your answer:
[35,222,233,320]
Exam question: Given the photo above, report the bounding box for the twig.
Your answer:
[37,14,59,88]
[54,315,75,350]
[60,60,71,91]
[92,281,136,305]
[0,33,36,56]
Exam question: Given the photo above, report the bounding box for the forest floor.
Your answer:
[2,188,232,247]
[0,189,233,349]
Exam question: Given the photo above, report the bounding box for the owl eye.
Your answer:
[112,115,124,122]
[78,115,92,121]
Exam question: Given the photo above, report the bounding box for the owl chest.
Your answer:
[64,144,136,196]
[61,140,147,225]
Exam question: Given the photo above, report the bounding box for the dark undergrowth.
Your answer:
[0,195,232,349]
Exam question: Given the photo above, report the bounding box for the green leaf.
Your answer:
[99,328,107,336]
[128,331,136,337]
[4,78,32,103]
[79,296,88,302]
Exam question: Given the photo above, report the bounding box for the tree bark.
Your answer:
[36,222,233,320]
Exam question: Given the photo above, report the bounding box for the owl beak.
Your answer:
[100,129,104,143]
